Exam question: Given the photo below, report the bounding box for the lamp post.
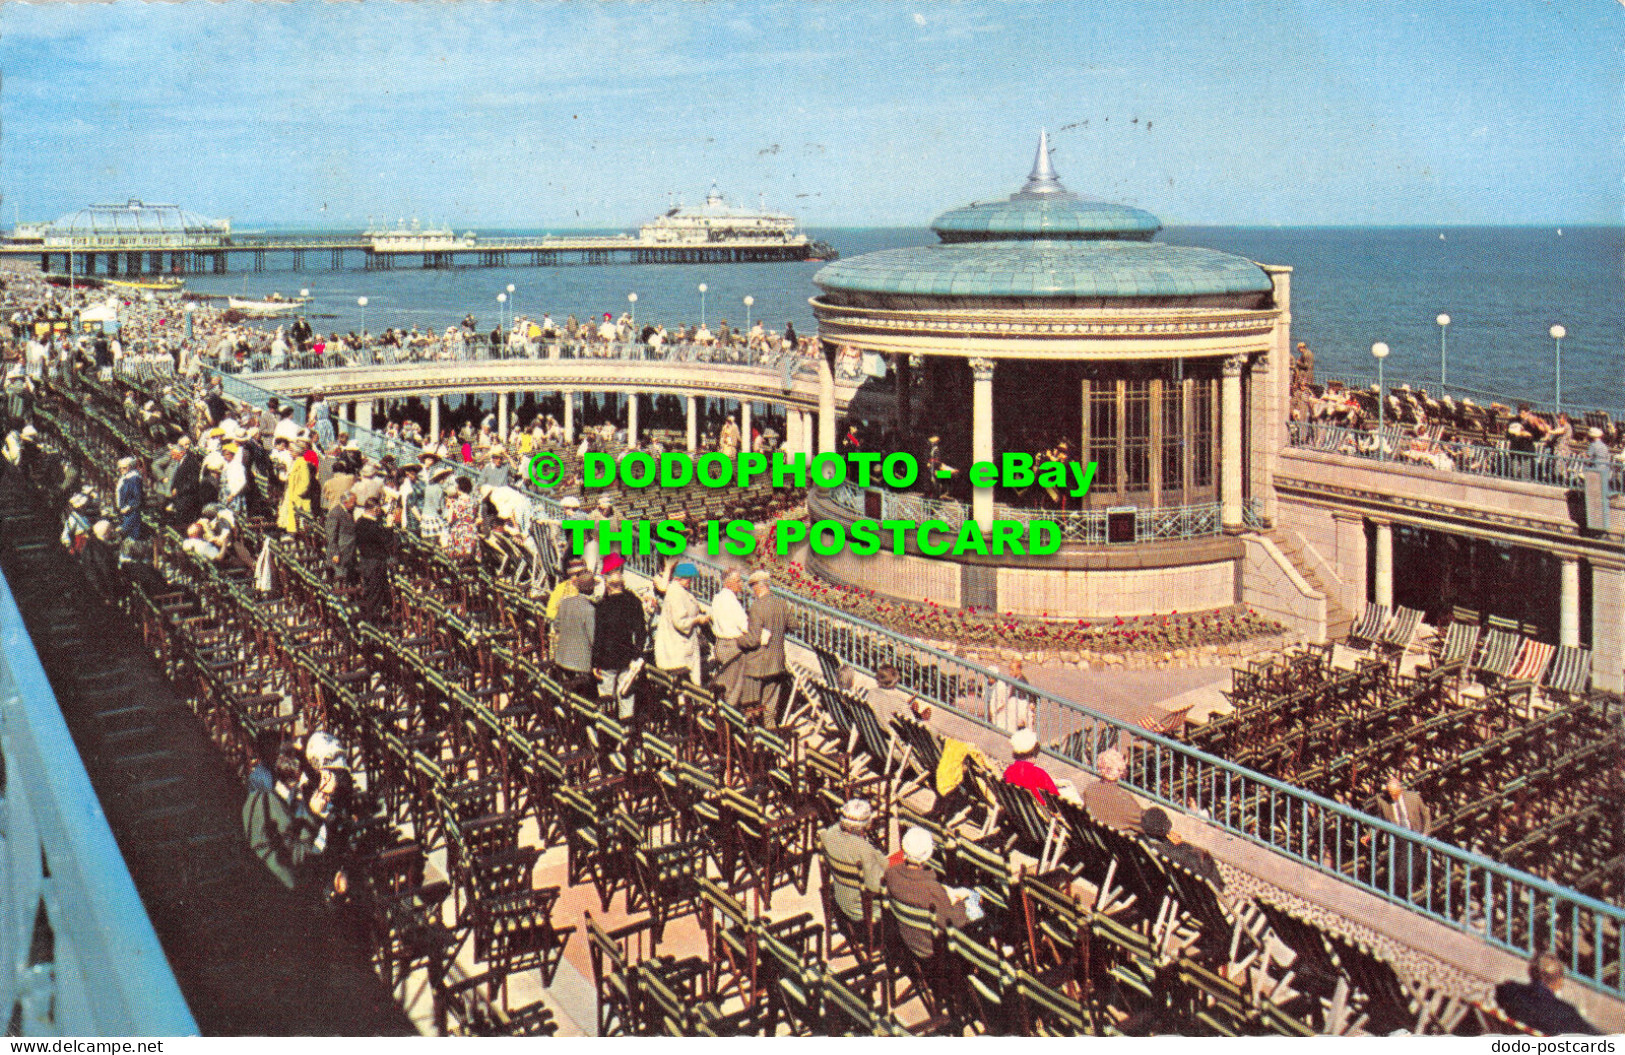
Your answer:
[1550,324,1566,416]
[357,296,368,343]
[627,292,637,330]
[698,283,708,329]
[1436,313,1450,387]
[184,302,195,341]
[497,292,507,336]
[507,284,516,331]
[1371,341,1390,460]
[743,295,754,332]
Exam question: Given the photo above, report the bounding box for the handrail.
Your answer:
[182,362,1625,997]
[823,482,1222,544]
[1288,419,1625,494]
[0,566,197,1035]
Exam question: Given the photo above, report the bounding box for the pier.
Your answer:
[12,232,819,276]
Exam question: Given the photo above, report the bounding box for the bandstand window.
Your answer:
[1161,379,1184,496]
[1089,382,1118,491]
[1192,379,1214,489]
[1124,380,1151,492]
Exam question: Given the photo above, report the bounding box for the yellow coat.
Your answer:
[278,456,312,533]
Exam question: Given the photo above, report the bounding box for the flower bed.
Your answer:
[748,550,1285,660]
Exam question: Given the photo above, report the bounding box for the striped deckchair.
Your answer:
[1377,606,1424,664]
[1505,640,1556,716]
[1474,628,1526,684]
[1346,603,1390,652]
[1427,621,1480,679]
[1542,645,1592,702]
[1450,606,1481,628]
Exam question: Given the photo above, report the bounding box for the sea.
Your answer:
[177,226,1623,414]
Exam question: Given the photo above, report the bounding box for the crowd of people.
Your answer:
[1289,341,1624,483]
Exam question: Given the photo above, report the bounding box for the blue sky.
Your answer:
[3,0,1620,228]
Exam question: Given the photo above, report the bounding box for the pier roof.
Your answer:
[48,199,227,236]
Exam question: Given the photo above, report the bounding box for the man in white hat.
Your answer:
[818,797,888,925]
[883,827,978,958]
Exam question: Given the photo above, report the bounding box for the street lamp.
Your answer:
[1371,341,1390,460]
[507,284,516,330]
[1550,324,1566,416]
[357,296,368,341]
[628,292,637,329]
[1436,314,1450,387]
[698,283,708,329]
[743,295,754,331]
[299,288,310,300]
[497,292,507,334]
[184,302,195,341]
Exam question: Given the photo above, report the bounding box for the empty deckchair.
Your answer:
[1376,606,1424,666]
[1473,628,1525,685]
[1542,645,1592,703]
[1346,603,1390,652]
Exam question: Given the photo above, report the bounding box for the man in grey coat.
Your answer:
[741,568,790,728]
[552,561,597,695]
[324,491,358,583]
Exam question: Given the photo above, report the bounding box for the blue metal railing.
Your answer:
[1289,420,1625,494]
[0,567,197,1035]
[187,364,1625,997]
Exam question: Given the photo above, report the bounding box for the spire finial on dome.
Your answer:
[1020,129,1066,195]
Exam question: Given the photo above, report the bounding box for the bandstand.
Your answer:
[807,133,1293,617]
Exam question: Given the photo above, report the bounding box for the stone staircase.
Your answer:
[1267,527,1354,642]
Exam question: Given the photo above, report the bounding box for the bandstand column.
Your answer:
[970,357,996,531]
[1560,557,1581,648]
[355,400,373,432]
[1221,354,1246,532]
[627,393,640,446]
[1373,519,1394,610]
[1590,560,1624,693]
[497,391,508,437]
[429,395,441,443]
[785,407,801,456]
[563,391,575,444]
[740,400,752,451]
[817,349,837,455]
[798,410,814,457]
[686,396,698,453]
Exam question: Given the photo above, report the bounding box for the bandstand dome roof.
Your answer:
[816,131,1271,303]
[48,199,226,236]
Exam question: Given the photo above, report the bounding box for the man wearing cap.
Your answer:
[546,554,587,621]
[115,456,144,540]
[884,827,977,958]
[709,570,752,707]
[654,561,709,683]
[478,447,511,491]
[1004,729,1061,801]
[591,554,647,720]
[819,798,888,925]
[322,452,357,511]
[552,561,598,695]
[741,568,789,726]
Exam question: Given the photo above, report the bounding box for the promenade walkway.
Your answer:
[0,474,414,1036]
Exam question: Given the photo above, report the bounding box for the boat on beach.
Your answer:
[108,277,185,292]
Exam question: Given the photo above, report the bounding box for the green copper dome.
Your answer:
[814,240,1272,299]
[817,131,1270,304]
[932,196,1161,242]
